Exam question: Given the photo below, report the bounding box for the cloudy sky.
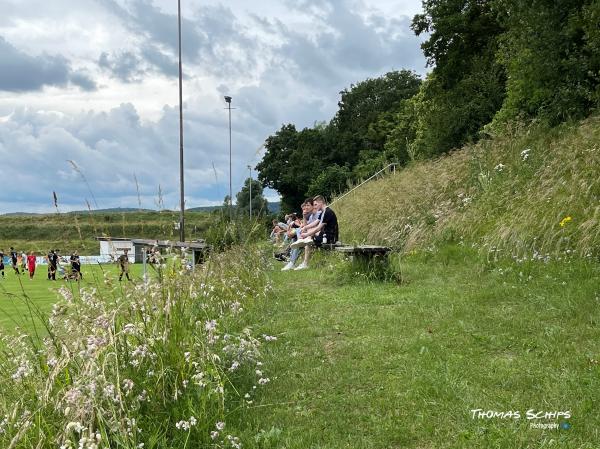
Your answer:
[0,0,426,213]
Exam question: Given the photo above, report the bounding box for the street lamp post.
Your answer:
[247,165,252,218]
[177,0,185,243]
[224,95,232,220]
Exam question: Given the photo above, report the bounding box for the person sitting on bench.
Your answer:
[281,199,314,271]
[289,195,338,270]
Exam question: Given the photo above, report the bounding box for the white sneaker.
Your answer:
[294,262,308,270]
[290,237,312,249]
[281,261,294,271]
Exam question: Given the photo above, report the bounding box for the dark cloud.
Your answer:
[0,36,97,92]
[140,44,179,77]
[99,51,146,83]
[97,0,262,78]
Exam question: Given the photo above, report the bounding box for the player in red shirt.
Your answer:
[27,252,36,280]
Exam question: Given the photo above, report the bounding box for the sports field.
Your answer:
[0,263,146,332]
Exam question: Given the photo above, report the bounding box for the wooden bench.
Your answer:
[334,244,393,279]
[334,245,392,262]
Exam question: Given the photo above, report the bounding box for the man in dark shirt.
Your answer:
[70,251,81,281]
[10,247,19,275]
[289,195,339,269]
[0,250,4,279]
[47,249,59,280]
[118,248,131,281]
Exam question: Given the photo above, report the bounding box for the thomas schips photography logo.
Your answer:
[470,409,572,430]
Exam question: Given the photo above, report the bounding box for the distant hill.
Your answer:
[3,207,154,216]
[2,202,280,216]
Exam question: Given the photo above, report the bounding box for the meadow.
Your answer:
[225,248,600,448]
[0,246,598,448]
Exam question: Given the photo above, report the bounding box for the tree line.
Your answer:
[256,0,600,211]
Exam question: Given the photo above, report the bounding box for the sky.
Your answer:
[0,0,426,213]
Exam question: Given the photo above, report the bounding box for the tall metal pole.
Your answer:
[224,96,233,221]
[247,165,252,218]
[177,0,185,242]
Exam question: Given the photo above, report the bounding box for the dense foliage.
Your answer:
[256,0,600,210]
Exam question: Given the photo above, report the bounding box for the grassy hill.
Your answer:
[0,210,212,254]
[334,117,600,260]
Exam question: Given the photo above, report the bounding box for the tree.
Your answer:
[409,0,506,155]
[306,165,351,200]
[235,178,269,217]
[332,70,422,171]
[256,71,422,209]
[490,0,599,127]
[256,124,327,211]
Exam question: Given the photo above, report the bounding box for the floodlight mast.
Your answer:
[224,95,233,220]
[177,0,185,243]
[247,165,252,218]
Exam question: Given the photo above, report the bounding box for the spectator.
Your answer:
[281,199,314,271]
[290,195,338,270]
[270,219,289,244]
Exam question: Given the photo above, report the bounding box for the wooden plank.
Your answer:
[335,245,391,254]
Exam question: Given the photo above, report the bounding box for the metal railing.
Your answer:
[330,163,398,206]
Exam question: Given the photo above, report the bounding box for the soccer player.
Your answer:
[0,249,5,279]
[118,248,131,281]
[70,251,81,281]
[27,252,36,280]
[10,247,19,275]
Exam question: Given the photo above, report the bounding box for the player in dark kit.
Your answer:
[70,251,81,281]
[0,250,5,279]
[47,249,58,280]
[118,249,131,281]
[10,247,19,275]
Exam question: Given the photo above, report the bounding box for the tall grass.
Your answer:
[0,246,275,449]
[335,116,600,259]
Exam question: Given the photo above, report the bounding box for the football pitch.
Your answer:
[0,263,147,332]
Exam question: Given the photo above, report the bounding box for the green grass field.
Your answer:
[0,246,598,447]
[0,263,147,332]
[227,248,600,448]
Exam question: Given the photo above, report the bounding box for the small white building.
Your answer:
[96,237,135,263]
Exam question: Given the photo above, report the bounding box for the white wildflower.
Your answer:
[58,286,74,302]
[205,320,217,332]
[122,379,134,395]
[66,421,84,433]
[122,323,136,334]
